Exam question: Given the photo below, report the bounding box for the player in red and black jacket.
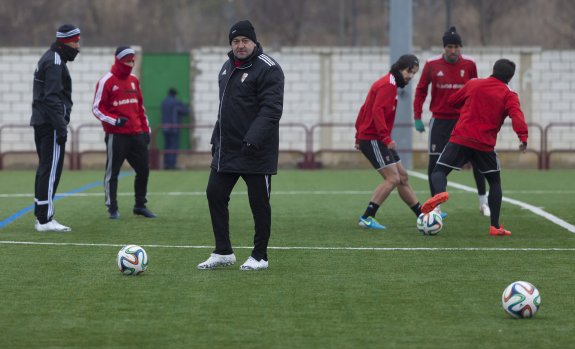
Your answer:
[414,26,490,218]
[30,24,80,232]
[421,59,529,236]
[92,46,155,219]
[354,54,423,230]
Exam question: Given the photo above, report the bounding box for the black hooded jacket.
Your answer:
[211,44,284,174]
[30,42,74,138]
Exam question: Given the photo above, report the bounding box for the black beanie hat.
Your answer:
[491,59,516,84]
[443,26,462,47]
[56,24,81,43]
[115,46,135,60]
[229,20,257,44]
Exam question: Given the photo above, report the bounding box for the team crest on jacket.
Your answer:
[112,85,119,91]
[460,70,465,77]
[222,69,227,76]
[241,73,248,83]
[131,82,136,90]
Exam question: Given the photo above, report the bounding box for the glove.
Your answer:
[142,132,150,145]
[115,117,128,127]
[56,134,67,145]
[519,141,527,153]
[414,119,425,133]
[241,142,256,156]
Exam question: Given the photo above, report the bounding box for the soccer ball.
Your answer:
[501,281,541,318]
[117,245,148,275]
[416,212,443,235]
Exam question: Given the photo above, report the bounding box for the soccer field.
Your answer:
[0,169,574,348]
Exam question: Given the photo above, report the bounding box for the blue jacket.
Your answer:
[161,95,189,133]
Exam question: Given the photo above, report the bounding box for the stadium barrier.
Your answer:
[0,121,559,170]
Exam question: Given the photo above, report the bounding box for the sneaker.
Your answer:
[490,225,511,236]
[358,216,386,230]
[35,219,71,232]
[108,209,120,219]
[133,207,157,218]
[240,256,269,271]
[197,253,236,270]
[421,192,449,214]
[480,204,491,217]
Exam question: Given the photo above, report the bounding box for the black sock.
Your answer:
[362,202,380,219]
[411,203,422,217]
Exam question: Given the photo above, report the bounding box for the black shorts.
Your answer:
[429,118,458,155]
[437,142,500,173]
[358,139,400,170]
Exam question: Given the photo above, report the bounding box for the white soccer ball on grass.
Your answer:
[502,281,541,318]
[416,211,443,235]
[117,245,148,275]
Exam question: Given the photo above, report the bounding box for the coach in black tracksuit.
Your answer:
[199,20,284,271]
[30,24,81,232]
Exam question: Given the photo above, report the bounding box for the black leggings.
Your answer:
[431,165,502,227]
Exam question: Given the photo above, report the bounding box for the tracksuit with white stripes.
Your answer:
[92,57,151,213]
[30,43,75,224]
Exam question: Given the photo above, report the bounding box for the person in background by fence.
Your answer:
[31,24,81,232]
[413,26,490,218]
[355,54,423,230]
[92,46,156,219]
[197,20,284,271]
[161,88,190,170]
[421,59,528,236]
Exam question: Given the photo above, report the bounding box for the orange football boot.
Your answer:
[421,192,449,214]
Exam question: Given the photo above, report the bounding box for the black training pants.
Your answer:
[104,133,149,210]
[34,125,65,224]
[206,169,272,261]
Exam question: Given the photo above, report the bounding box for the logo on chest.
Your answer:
[241,73,249,83]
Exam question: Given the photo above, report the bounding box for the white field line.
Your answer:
[1,189,574,198]
[1,171,574,233]
[0,240,574,251]
[408,170,575,233]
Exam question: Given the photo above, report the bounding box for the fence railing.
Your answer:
[0,121,571,170]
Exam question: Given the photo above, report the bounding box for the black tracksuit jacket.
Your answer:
[211,44,285,175]
[30,43,72,139]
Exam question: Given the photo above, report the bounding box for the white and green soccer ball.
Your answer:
[416,212,443,235]
[502,281,541,318]
[117,245,148,276]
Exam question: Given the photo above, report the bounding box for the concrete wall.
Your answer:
[1,46,574,167]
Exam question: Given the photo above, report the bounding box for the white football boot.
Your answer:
[35,219,71,232]
[197,253,236,270]
[239,256,269,271]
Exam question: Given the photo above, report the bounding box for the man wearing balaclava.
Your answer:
[413,26,490,218]
[198,20,285,271]
[93,46,156,219]
[30,24,81,232]
[421,59,529,237]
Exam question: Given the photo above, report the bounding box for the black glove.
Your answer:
[142,132,150,145]
[241,142,257,156]
[115,117,128,127]
[56,134,67,146]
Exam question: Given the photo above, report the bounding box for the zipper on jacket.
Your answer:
[216,62,252,171]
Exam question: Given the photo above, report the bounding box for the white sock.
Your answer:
[479,194,488,206]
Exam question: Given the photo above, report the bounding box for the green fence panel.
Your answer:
[141,53,191,151]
